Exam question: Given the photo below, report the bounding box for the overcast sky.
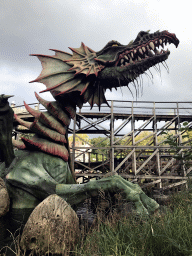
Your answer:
[1,0,192,108]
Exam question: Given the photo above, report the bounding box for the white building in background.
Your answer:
[69,140,92,163]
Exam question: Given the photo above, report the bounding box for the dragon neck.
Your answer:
[12,93,77,182]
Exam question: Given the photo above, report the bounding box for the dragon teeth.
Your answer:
[138,56,142,61]
[154,49,160,54]
[148,49,154,57]
[149,42,155,50]
[139,48,143,55]
[131,52,134,58]
[142,47,146,52]
[120,35,169,67]
[129,57,133,63]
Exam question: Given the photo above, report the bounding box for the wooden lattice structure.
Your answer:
[70,100,192,191]
[12,100,192,191]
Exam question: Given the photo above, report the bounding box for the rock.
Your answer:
[20,194,79,255]
[0,177,10,217]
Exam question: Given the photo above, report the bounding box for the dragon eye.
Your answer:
[112,44,119,47]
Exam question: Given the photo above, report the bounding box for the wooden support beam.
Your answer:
[159,149,183,175]
[162,180,187,190]
[141,179,161,188]
[114,115,132,135]
[136,149,159,174]
[131,101,136,175]
[110,100,115,172]
[114,115,154,145]
[75,173,191,180]
[76,113,111,133]
[77,113,111,133]
[114,149,135,172]
[186,166,192,175]
[72,115,76,172]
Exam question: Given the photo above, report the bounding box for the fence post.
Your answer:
[110,100,115,172]
[72,115,76,173]
[131,101,136,176]
[153,102,162,188]
[177,102,187,188]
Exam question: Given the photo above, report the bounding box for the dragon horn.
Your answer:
[3,95,14,99]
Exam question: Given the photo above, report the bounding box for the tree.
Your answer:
[89,136,109,156]
[161,122,192,170]
[68,134,89,145]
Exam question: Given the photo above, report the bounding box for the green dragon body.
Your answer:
[0,30,179,215]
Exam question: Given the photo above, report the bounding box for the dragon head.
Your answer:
[31,30,179,108]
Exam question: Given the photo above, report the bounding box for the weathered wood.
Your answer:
[114,149,135,172]
[186,166,192,175]
[159,149,183,175]
[136,149,159,174]
[110,100,115,172]
[161,180,188,190]
[76,113,111,133]
[72,115,76,172]
[12,100,192,191]
[75,173,191,180]
[131,102,137,175]
[141,179,161,188]
[114,115,132,135]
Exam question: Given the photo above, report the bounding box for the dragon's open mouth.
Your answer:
[115,33,179,68]
[30,30,179,108]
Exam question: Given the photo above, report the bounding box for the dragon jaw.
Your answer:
[96,30,179,91]
[30,30,179,108]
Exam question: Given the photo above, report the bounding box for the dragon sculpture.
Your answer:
[0,30,179,215]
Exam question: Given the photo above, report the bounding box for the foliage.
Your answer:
[73,187,192,256]
[4,187,192,256]
[161,122,192,169]
[90,136,110,154]
[89,136,110,161]
[68,134,89,145]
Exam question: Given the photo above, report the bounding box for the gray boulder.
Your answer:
[20,194,79,255]
[0,177,10,217]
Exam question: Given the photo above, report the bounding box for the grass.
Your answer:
[73,186,192,256]
[1,185,192,256]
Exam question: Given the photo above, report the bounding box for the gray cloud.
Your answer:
[0,0,191,106]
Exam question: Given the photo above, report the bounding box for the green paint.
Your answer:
[0,150,74,207]
[56,174,159,215]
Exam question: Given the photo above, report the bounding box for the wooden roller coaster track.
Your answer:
[12,100,192,191]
